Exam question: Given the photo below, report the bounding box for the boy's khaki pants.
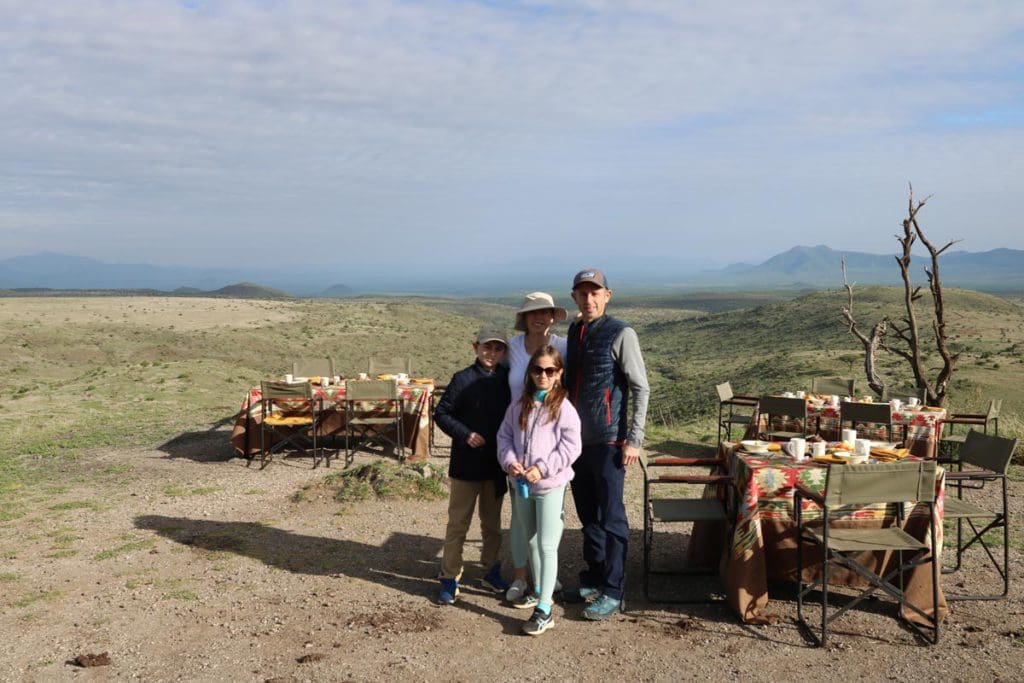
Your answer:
[440,478,503,581]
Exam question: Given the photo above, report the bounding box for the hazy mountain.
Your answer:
[2,246,1023,294]
[690,245,1024,291]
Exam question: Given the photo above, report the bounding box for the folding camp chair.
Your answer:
[759,395,811,441]
[368,356,412,376]
[941,430,1017,601]
[640,450,734,603]
[715,382,758,443]
[345,379,405,463]
[292,357,335,379]
[811,376,857,397]
[941,399,1001,454]
[795,460,940,646]
[840,400,894,442]
[259,381,324,469]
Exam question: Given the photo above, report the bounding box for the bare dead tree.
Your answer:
[840,184,961,406]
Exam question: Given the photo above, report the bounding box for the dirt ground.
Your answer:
[2,431,1023,682]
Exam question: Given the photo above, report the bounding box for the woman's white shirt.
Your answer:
[507,334,567,400]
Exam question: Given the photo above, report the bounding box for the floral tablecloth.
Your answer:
[715,445,947,625]
[229,380,434,462]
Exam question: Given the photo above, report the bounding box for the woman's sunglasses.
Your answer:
[529,365,560,377]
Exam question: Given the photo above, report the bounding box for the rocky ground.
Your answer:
[1,431,1022,682]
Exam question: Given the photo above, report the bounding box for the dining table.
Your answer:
[754,396,947,458]
[229,378,435,462]
[690,444,948,626]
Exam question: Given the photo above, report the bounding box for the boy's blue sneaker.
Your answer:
[480,564,510,593]
[582,594,623,621]
[561,585,600,603]
[437,578,459,605]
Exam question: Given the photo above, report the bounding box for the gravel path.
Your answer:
[1,431,1022,681]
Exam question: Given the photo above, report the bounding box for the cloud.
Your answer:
[0,1,1021,277]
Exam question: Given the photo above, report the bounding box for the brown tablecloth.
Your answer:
[229,381,433,462]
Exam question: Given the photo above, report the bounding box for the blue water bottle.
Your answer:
[516,477,530,499]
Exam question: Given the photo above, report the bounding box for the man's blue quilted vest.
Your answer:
[566,315,628,446]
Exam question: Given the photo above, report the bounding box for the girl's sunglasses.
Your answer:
[530,365,560,377]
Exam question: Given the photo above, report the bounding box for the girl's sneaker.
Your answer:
[522,608,554,635]
[505,578,528,602]
[512,591,539,610]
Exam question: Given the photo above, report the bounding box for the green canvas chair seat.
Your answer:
[939,429,1016,601]
[641,452,734,604]
[795,460,939,646]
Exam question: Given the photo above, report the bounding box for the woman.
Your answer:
[497,346,581,635]
[504,292,569,603]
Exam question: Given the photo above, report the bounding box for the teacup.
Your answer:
[811,441,827,458]
[284,373,294,384]
[907,396,920,407]
[784,437,807,460]
[854,438,872,458]
[829,395,840,406]
[890,398,902,412]
[795,390,806,399]
[357,372,368,380]
[782,391,795,398]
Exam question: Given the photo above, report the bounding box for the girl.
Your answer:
[497,346,581,635]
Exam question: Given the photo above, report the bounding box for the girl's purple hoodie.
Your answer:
[497,396,582,494]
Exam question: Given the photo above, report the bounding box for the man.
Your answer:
[563,268,650,620]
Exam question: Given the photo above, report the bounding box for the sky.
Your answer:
[2,1,1023,287]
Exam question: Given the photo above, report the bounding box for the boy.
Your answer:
[433,327,513,604]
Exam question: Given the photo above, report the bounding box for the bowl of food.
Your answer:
[740,440,771,454]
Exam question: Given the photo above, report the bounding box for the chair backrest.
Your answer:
[987,399,1002,420]
[880,384,927,402]
[261,380,313,401]
[346,379,399,401]
[840,400,892,425]
[716,382,734,403]
[824,460,937,506]
[811,376,856,396]
[292,358,334,377]
[960,430,1017,475]
[368,356,412,375]
[759,395,807,420]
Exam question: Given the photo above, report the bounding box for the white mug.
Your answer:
[907,396,920,407]
[829,395,840,406]
[890,398,902,412]
[785,437,807,460]
[855,438,872,458]
[811,441,827,458]
[795,390,806,398]
[841,429,857,447]
[357,372,368,380]
[284,373,294,384]
[782,391,795,398]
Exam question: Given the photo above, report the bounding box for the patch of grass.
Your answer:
[48,500,103,512]
[93,539,156,560]
[0,571,19,582]
[10,590,62,608]
[161,589,199,601]
[46,549,78,558]
[321,461,447,503]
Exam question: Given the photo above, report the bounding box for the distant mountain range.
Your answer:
[1,246,1023,296]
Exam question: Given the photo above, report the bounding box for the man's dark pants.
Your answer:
[570,442,628,601]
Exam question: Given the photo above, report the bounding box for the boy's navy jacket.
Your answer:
[434,362,511,485]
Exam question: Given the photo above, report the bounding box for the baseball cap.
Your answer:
[572,268,608,290]
[475,327,508,345]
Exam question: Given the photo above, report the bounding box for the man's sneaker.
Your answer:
[522,608,554,636]
[480,564,510,593]
[505,578,528,602]
[582,594,623,621]
[437,578,459,605]
[512,591,539,610]
[561,585,600,603]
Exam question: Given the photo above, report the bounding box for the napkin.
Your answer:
[870,446,910,460]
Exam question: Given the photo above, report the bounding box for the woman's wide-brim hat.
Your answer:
[514,291,568,331]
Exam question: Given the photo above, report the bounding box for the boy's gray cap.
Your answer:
[572,267,608,290]
[476,327,508,345]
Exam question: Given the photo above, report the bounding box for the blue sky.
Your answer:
[1,1,1022,286]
